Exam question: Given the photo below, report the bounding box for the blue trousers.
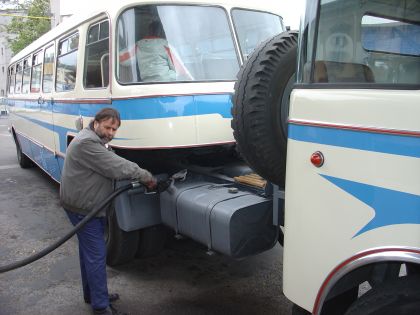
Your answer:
[66,210,109,310]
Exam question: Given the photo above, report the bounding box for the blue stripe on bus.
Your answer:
[288,123,420,158]
[9,93,233,119]
[16,132,62,182]
[11,93,233,153]
[321,175,420,237]
[14,114,77,153]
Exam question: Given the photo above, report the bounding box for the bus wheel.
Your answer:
[13,134,34,168]
[135,225,167,258]
[105,208,139,266]
[232,31,298,188]
[344,275,420,315]
[292,304,311,315]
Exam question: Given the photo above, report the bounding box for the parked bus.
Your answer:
[231,0,419,314]
[284,0,420,314]
[6,0,286,265]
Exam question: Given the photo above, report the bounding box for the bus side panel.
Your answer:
[283,89,420,311]
[9,97,61,181]
[15,132,33,160]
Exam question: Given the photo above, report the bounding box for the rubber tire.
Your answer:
[344,275,420,315]
[105,208,139,266]
[135,225,167,258]
[232,31,298,187]
[13,134,34,168]
[292,304,311,315]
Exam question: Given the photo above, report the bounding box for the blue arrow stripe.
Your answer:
[321,175,420,237]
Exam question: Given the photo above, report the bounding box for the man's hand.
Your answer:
[145,177,157,191]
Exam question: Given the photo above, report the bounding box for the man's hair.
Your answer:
[89,107,121,128]
[149,20,164,37]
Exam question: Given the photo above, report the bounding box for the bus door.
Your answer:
[283,0,420,312]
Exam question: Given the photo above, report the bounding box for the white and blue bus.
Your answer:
[231,0,419,314]
[283,0,420,314]
[6,0,286,265]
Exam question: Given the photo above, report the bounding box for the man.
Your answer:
[118,20,193,83]
[136,20,176,82]
[60,108,156,315]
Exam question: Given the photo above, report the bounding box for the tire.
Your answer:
[292,304,311,315]
[135,225,167,258]
[13,133,34,168]
[231,31,298,187]
[105,208,139,266]
[344,275,420,315]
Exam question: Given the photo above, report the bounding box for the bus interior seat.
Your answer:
[398,61,420,84]
[313,60,375,83]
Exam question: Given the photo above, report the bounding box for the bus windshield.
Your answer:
[117,5,238,83]
[298,0,420,85]
[116,5,283,84]
[232,9,284,60]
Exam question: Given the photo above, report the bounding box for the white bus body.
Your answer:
[6,0,286,266]
[7,0,285,182]
[284,0,420,314]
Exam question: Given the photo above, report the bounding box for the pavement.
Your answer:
[0,115,292,315]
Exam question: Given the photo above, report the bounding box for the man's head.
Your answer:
[90,108,121,143]
[149,20,164,38]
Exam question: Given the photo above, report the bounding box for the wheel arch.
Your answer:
[10,124,18,140]
[314,247,420,315]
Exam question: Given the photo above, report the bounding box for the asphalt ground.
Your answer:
[0,115,292,315]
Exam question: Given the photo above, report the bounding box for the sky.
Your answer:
[278,0,306,30]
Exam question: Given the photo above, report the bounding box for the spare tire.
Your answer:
[232,31,298,187]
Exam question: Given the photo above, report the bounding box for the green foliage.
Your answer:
[6,0,51,55]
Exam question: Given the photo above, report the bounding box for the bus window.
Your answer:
[22,57,31,94]
[117,5,239,83]
[56,33,79,92]
[84,20,109,88]
[31,51,42,93]
[8,66,15,94]
[43,45,55,93]
[232,9,284,60]
[361,15,420,84]
[15,61,23,94]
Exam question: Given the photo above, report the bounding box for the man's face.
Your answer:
[94,118,119,143]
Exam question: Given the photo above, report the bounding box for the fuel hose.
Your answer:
[0,181,140,274]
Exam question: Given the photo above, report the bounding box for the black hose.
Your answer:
[0,182,137,274]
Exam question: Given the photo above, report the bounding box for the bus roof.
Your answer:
[10,0,283,64]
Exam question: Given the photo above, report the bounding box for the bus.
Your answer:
[6,0,286,266]
[231,0,419,314]
[285,0,419,314]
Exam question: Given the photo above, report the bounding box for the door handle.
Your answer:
[37,96,44,105]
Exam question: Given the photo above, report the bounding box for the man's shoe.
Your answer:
[85,293,120,304]
[93,304,128,315]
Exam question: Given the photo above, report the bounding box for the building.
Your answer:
[0,1,21,97]
[50,0,103,27]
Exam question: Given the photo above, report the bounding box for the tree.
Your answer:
[6,0,51,55]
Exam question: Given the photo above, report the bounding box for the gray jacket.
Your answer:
[60,127,153,216]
